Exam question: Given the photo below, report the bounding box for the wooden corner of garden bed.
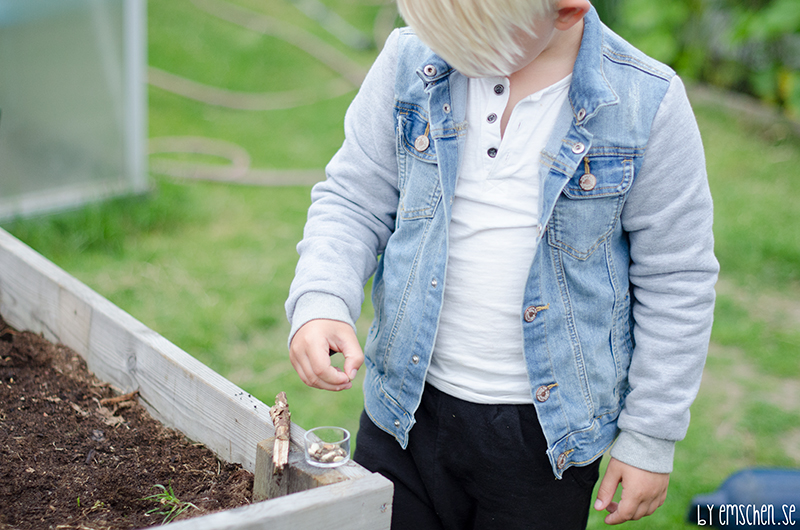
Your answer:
[0,227,393,530]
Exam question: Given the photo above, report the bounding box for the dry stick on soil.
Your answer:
[269,392,291,474]
[99,390,139,406]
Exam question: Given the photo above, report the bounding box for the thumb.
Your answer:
[333,329,364,381]
[595,459,622,511]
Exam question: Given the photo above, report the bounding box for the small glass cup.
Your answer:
[304,426,350,468]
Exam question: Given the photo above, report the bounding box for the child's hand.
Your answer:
[289,319,364,391]
[594,457,670,525]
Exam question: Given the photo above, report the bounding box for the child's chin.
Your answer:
[457,65,510,79]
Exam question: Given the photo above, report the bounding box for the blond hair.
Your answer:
[397,0,559,77]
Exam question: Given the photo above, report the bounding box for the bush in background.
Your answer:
[597,0,800,118]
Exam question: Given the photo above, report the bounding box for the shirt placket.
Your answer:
[481,78,508,177]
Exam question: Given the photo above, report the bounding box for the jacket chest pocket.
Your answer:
[547,155,635,260]
[396,110,442,221]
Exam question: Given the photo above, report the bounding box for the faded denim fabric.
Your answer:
[286,8,718,478]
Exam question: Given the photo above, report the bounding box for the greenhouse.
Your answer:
[0,0,147,220]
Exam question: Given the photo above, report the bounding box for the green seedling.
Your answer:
[142,482,198,525]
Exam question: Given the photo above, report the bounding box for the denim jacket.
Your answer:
[287,8,718,478]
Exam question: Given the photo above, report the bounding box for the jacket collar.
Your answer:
[412,6,618,121]
[569,7,619,123]
[415,54,454,88]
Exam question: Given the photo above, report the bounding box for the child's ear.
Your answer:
[554,0,591,31]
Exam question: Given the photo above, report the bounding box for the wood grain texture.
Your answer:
[173,473,392,530]
[0,228,393,529]
[253,437,371,502]
[0,228,273,471]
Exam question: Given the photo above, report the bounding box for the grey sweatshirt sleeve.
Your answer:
[612,76,719,473]
[285,30,401,344]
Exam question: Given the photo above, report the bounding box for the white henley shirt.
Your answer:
[426,74,572,404]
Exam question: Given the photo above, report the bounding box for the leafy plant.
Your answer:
[142,482,198,525]
[607,0,800,117]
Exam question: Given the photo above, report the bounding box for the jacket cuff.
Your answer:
[288,291,356,348]
[610,430,675,474]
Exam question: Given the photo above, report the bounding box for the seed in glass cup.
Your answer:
[308,442,347,463]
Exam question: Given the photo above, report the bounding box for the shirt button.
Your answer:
[412,355,420,365]
[524,306,539,322]
[423,64,437,77]
[572,142,586,154]
[431,278,438,288]
[487,113,497,123]
[579,173,597,191]
[535,385,551,402]
[493,84,504,95]
[394,419,401,428]
[487,147,498,158]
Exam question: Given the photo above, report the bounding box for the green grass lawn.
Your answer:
[3,1,799,528]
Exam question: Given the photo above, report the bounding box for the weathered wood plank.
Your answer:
[254,437,361,501]
[0,227,393,530]
[0,227,273,470]
[171,473,392,530]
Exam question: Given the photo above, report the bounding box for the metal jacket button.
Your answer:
[423,64,437,77]
[415,135,430,152]
[431,278,438,288]
[411,355,420,365]
[579,173,597,191]
[577,108,587,121]
[524,304,549,322]
[535,385,551,402]
[394,419,401,427]
[572,142,586,154]
[557,452,568,469]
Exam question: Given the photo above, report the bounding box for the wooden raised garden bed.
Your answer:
[0,227,392,530]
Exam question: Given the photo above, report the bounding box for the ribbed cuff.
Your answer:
[288,291,356,348]
[610,430,675,474]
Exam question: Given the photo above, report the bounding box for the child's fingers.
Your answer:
[293,344,352,390]
[596,458,670,525]
[334,334,364,381]
[594,459,622,512]
[289,319,359,391]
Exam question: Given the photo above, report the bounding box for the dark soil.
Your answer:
[0,316,253,529]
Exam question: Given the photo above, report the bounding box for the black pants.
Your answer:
[355,384,601,530]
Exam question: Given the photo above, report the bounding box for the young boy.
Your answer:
[286,0,718,528]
